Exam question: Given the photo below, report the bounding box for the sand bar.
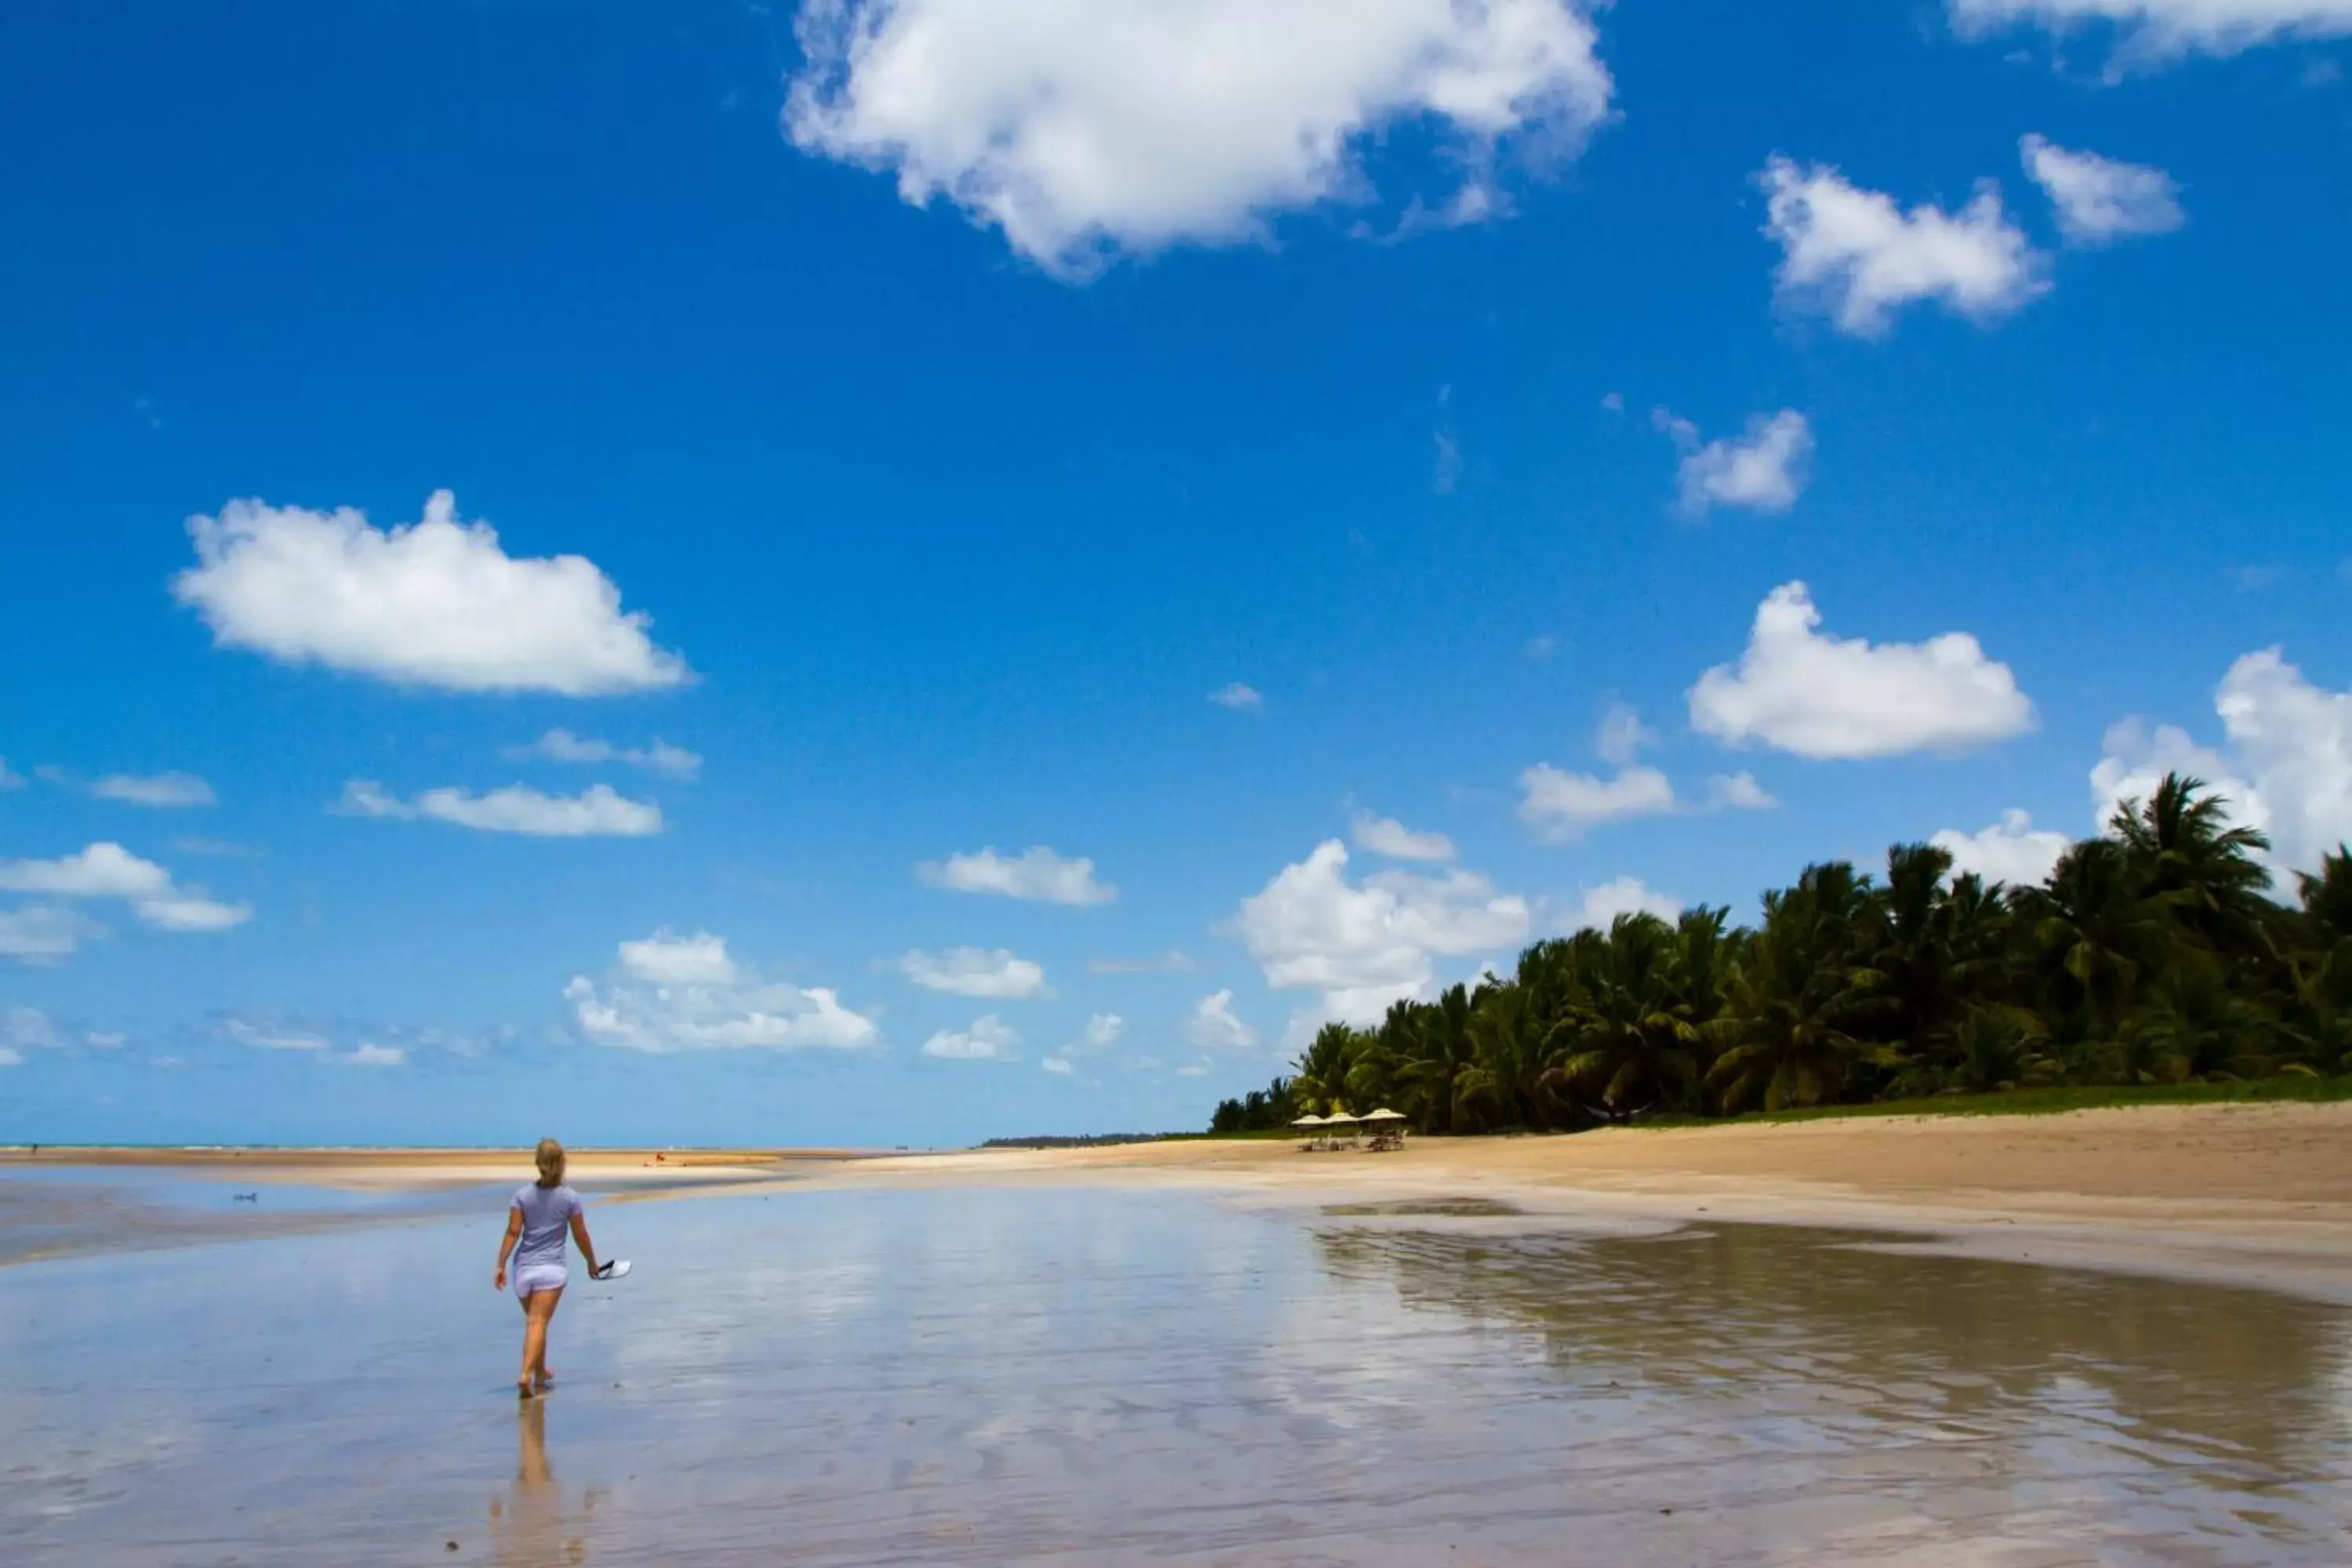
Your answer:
[16,1102,2352,1300]
[791,1102,2352,1305]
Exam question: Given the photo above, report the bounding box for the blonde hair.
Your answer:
[533,1138,566,1189]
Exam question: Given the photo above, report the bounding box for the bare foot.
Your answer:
[533,1370,555,1391]
[517,1379,534,1400]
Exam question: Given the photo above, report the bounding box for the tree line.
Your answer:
[1210,775,2352,1135]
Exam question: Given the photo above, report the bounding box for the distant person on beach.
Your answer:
[493,1138,601,1399]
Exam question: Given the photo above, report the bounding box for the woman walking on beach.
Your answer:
[494,1138,601,1399]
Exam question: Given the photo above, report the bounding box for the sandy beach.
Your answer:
[789,1102,2352,1304]
[20,1101,2352,1299]
[11,1105,2352,1564]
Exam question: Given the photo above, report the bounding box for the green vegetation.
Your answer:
[1212,775,2352,1137]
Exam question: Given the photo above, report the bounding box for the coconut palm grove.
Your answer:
[1213,775,2352,1135]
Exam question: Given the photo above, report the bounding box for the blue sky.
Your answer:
[3,0,2348,1146]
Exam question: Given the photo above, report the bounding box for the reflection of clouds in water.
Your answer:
[1313,1222,2352,1559]
[1258,1267,1450,1432]
[0,1253,213,1524]
[610,1250,884,1384]
[12,1185,2352,1565]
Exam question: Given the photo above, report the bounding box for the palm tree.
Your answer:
[2111,773,2274,947]
[1463,978,1555,1130]
[1705,864,1896,1112]
[2281,939,2352,1075]
[1543,913,1700,1121]
[1215,793,2347,1136]
[1945,1005,2057,1095]
[2018,838,2165,1041]
[2121,953,2276,1083]
[1874,843,1965,1070]
[1289,1022,1359,1117]
[2299,848,2352,946]
[1672,906,1733,1029]
[1383,986,1478,1134]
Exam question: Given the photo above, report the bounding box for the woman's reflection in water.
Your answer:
[490,1394,598,1566]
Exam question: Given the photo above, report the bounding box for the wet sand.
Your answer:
[9,1112,2352,1563]
[783,1103,2352,1305]
[20,1103,2352,1299]
[5,1181,2350,1564]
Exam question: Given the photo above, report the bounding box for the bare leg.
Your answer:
[519,1286,564,1393]
[532,1287,563,1385]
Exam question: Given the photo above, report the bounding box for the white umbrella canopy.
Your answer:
[1362,1108,1406,1123]
[1320,1110,1363,1125]
[1290,1114,1327,1128]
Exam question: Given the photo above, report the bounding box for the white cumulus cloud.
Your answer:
[2093,715,2262,837]
[916,846,1116,905]
[1689,582,2035,760]
[1707,771,1779,811]
[1350,811,1457,862]
[898,946,1052,999]
[172,490,689,695]
[1209,682,1265,712]
[90,771,216,808]
[785,0,1614,275]
[1235,840,1530,1022]
[0,906,107,967]
[619,929,741,985]
[0,843,174,898]
[566,932,878,1054]
[1563,876,1682,931]
[347,1044,407,1068]
[2211,648,2351,873]
[1083,1012,1125,1050]
[2020,135,2183,244]
[1185,989,1260,1052]
[135,895,255,932]
[1595,701,1655,767]
[3,1007,64,1054]
[1517,764,1678,840]
[1932,809,2074,887]
[922,1014,1020,1061]
[336,780,662,837]
[0,842,250,940]
[1759,156,2046,337]
[509,729,702,779]
[1951,0,2352,58]
[2084,645,2352,881]
[1661,408,1815,514]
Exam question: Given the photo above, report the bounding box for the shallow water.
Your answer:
[0,1166,506,1267]
[2,1177,2349,1565]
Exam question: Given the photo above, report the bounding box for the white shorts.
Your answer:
[514,1262,568,1300]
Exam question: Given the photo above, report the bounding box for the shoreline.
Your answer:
[14,1103,2352,1302]
[740,1102,2352,1306]
[0,1145,880,1190]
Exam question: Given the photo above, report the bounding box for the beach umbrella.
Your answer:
[1363,1108,1406,1122]
[1321,1111,1363,1125]
[1290,1114,1327,1128]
